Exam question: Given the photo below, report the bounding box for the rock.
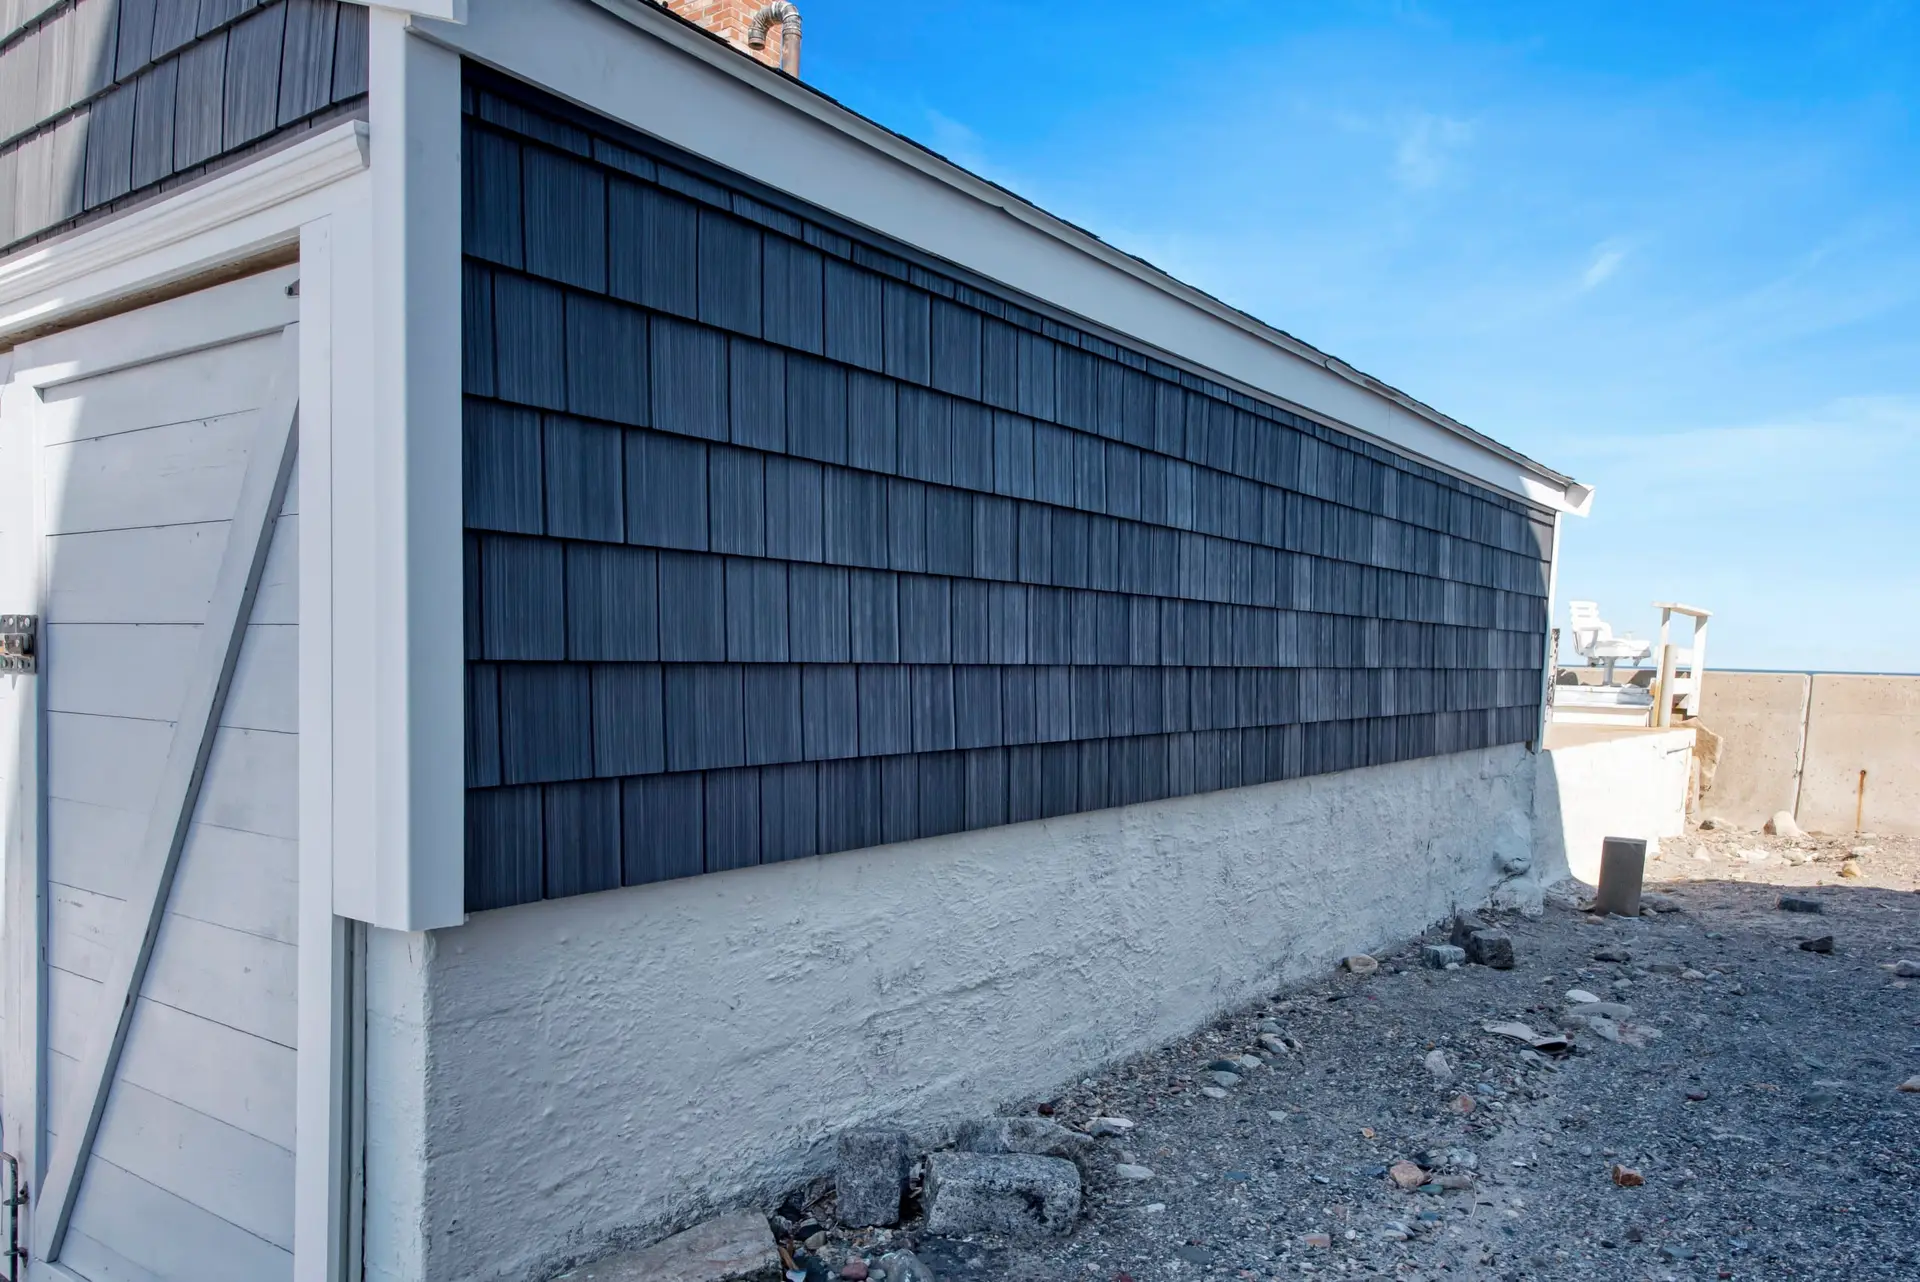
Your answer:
[1205,1071,1243,1088]
[1086,1116,1134,1137]
[1449,1093,1476,1115]
[1646,961,1685,975]
[1684,1089,1709,1102]
[1233,1054,1263,1070]
[1200,1086,1228,1099]
[1434,1173,1474,1190]
[1424,1049,1453,1082]
[1610,1164,1645,1187]
[1765,810,1804,838]
[1897,1076,1920,1094]
[1565,988,1601,1004]
[1301,1232,1332,1249]
[1114,1163,1155,1181]
[840,1263,868,1281]
[874,1251,934,1282]
[1640,893,1682,914]
[953,1117,1093,1172]
[1388,1160,1427,1189]
[835,1131,908,1228]
[1344,954,1379,976]
[588,1210,782,1282]
[1680,968,1708,981]
[1257,1033,1292,1055]
[1839,859,1864,878]
[1799,936,1835,954]
[1893,961,1920,979]
[1593,949,1631,963]
[923,1152,1080,1239]
[1449,913,1490,950]
[1422,943,1466,969]
[1564,1001,1634,1022]
[1699,816,1726,830]
[1466,930,1515,969]
[1173,1245,1213,1265]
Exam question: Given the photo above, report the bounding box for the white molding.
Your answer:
[356,0,470,20]
[426,0,1584,512]
[0,123,370,347]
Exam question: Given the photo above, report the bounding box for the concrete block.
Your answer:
[1466,930,1515,969]
[1422,944,1465,969]
[923,1151,1081,1239]
[834,1129,907,1227]
[572,1211,781,1281]
[954,1117,1095,1171]
[1797,674,1920,837]
[1695,672,1810,829]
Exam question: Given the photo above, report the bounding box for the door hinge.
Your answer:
[0,616,34,675]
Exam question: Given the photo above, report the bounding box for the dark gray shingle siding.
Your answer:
[461,69,1551,913]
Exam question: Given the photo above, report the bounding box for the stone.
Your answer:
[1301,1233,1332,1249]
[1449,913,1490,950]
[1610,1164,1645,1187]
[1424,1049,1453,1082]
[1897,1076,1920,1094]
[1765,810,1804,838]
[954,1117,1093,1171]
[1592,949,1631,963]
[1344,954,1380,976]
[1839,859,1864,878]
[585,1210,782,1282]
[1205,1071,1243,1088]
[1173,1245,1214,1265]
[1086,1116,1134,1137]
[874,1252,934,1282]
[1200,1086,1228,1099]
[835,1130,908,1227]
[1646,960,1686,975]
[1114,1163,1155,1181]
[1565,988,1600,1004]
[1799,936,1835,954]
[1893,961,1920,979]
[1699,816,1726,830]
[1257,1032,1292,1055]
[1434,1173,1474,1190]
[1422,944,1466,969]
[922,1152,1080,1239]
[1449,1093,1476,1115]
[1681,969,1708,981]
[1466,930,1515,969]
[1234,1054,1263,1070]
[1388,1160,1427,1189]
[1640,893,1682,913]
[840,1263,868,1280]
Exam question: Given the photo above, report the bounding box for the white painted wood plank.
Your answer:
[90,1078,296,1250]
[44,521,228,624]
[44,797,145,897]
[116,998,297,1149]
[64,1157,293,1282]
[41,413,255,536]
[46,712,172,815]
[47,965,101,1061]
[45,624,199,722]
[47,882,123,983]
[250,514,299,625]
[144,913,298,1049]
[221,625,298,733]
[55,1227,169,1282]
[169,823,299,946]
[35,334,282,446]
[196,725,300,841]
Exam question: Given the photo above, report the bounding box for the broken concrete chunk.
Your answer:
[953,1117,1093,1171]
[581,1210,782,1282]
[923,1152,1081,1239]
[1449,913,1490,950]
[1343,954,1380,976]
[1765,810,1804,838]
[1466,929,1515,969]
[1422,944,1466,969]
[834,1130,907,1228]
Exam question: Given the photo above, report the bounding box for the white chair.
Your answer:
[1567,600,1651,685]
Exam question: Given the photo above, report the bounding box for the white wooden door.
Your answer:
[1,268,302,1281]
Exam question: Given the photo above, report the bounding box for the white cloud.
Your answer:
[1393,113,1474,190]
[1580,243,1628,290]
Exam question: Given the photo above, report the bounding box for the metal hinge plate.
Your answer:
[0,615,36,674]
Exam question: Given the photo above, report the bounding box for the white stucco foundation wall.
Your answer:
[1533,726,1695,884]
[395,743,1539,1282]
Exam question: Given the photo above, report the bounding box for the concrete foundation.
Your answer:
[389,743,1541,1282]
[1694,672,1810,827]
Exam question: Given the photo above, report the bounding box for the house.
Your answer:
[0,3,1589,1279]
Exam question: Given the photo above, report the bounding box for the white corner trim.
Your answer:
[539,0,1579,509]
[358,0,469,20]
[0,122,371,344]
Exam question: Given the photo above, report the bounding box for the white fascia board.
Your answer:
[355,0,468,19]
[416,0,1584,514]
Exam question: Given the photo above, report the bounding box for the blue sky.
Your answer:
[795,1,1920,672]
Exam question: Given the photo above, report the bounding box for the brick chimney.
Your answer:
[662,2,803,75]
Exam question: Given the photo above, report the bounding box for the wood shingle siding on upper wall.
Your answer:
[0,0,368,253]
[462,67,1555,913]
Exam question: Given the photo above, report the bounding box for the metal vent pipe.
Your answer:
[746,2,803,75]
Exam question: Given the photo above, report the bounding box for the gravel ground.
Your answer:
[812,823,1920,1282]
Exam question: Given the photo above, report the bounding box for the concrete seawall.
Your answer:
[1695,672,1920,835]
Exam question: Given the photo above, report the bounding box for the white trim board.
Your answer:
[417,0,1588,515]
